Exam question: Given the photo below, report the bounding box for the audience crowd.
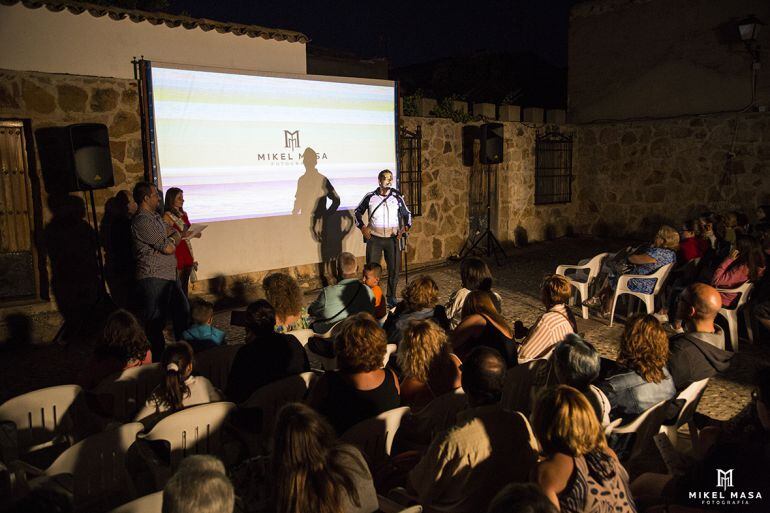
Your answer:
[3,202,770,513]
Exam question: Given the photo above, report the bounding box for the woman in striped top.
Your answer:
[517,274,577,362]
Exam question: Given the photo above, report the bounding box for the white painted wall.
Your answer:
[0,4,306,79]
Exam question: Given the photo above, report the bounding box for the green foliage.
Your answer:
[401,89,423,117]
[430,95,475,123]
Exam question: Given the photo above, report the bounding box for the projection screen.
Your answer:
[148,63,398,279]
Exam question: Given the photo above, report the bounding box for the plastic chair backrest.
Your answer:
[141,402,236,470]
[650,263,674,295]
[717,281,754,309]
[383,344,397,368]
[108,491,162,513]
[46,422,144,510]
[194,345,242,391]
[240,372,319,437]
[340,406,410,471]
[93,364,163,422]
[0,384,82,455]
[672,378,709,430]
[611,399,670,477]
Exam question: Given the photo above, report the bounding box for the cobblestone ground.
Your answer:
[3,237,768,421]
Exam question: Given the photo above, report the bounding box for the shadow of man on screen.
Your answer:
[293,148,352,286]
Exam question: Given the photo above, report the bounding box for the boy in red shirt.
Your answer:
[362,262,388,320]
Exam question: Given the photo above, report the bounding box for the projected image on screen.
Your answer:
[151,66,397,223]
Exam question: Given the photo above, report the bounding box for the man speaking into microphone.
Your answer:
[354,169,412,308]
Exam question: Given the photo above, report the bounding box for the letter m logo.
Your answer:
[716,469,733,491]
[284,130,300,151]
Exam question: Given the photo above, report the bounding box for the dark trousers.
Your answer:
[366,234,400,301]
[136,277,190,361]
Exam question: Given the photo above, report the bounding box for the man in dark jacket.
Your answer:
[668,283,733,391]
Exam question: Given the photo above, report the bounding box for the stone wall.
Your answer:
[402,117,579,264]
[571,112,770,237]
[0,68,145,225]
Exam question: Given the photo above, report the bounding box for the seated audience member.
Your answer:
[309,313,400,434]
[531,385,636,513]
[632,367,770,511]
[177,454,226,474]
[487,483,558,513]
[308,252,374,334]
[445,257,502,329]
[408,347,538,513]
[182,299,226,352]
[678,220,708,263]
[552,335,612,427]
[225,300,309,404]
[754,204,770,234]
[695,217,732,283]
[668,283,732,391]
[362,262,388,320]
[597,315,675,422]
[722,211,739,247]
[262,272,311,333]
[270,403,378,513]
[398,319,462,409]
[77,309,152,389]
[135,341,222,423]
[386,275,449,344]
[163,462,234,513]
[452,290,516,366]
[585,225,679,315]
[710,234,765,307]
[517,274,577,361]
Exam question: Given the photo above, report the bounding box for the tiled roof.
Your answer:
[1,0,310,43]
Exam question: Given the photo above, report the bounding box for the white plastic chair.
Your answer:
[286,328,314,347]
[239,372,319,454]
[715,282,754,351]
[30,422,144,512]
[108,491,162,513]
[138,401,236,487]
[0,384,82,457]
[555,252,609,319]
[340,406,410,472]
[383,344,397,368]
[194,344,242,391]
[92,364,163,422]
[609,263,673,327]
[659,378,709,452]
[611,399,671,479]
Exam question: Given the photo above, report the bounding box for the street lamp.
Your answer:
[738,15,764,63]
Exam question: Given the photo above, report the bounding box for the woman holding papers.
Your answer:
[164,187,202,297]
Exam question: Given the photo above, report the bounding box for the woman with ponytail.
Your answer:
[270,402,377,513]
[135,341,222,423]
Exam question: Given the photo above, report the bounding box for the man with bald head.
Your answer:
[668,283,733,390]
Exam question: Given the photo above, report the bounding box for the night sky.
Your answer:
[165,0,580,68]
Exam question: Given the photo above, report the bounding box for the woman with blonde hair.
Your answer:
[517,274,577,361]
[398,320,462,408]
[451,290,516,366]
[585,225,679,316]
[531,385,636,513]
[270,403,378,513]
[262,272,310,332]
[596,314,675,422]
[385,275,449,344]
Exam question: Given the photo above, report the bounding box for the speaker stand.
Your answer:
[457,164,508,266]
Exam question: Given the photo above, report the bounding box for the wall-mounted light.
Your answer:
[738,15,764,64]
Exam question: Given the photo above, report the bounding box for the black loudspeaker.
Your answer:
[479,123,504,164]
[461,125,480,166]
[36,123,114,193]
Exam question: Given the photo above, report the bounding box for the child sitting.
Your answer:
[362,262,388,320]
[182,299,226,352]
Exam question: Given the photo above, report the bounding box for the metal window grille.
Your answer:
[535,131,573,205]
[398,125,422,216]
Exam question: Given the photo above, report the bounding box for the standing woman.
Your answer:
[164,187,200,297]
